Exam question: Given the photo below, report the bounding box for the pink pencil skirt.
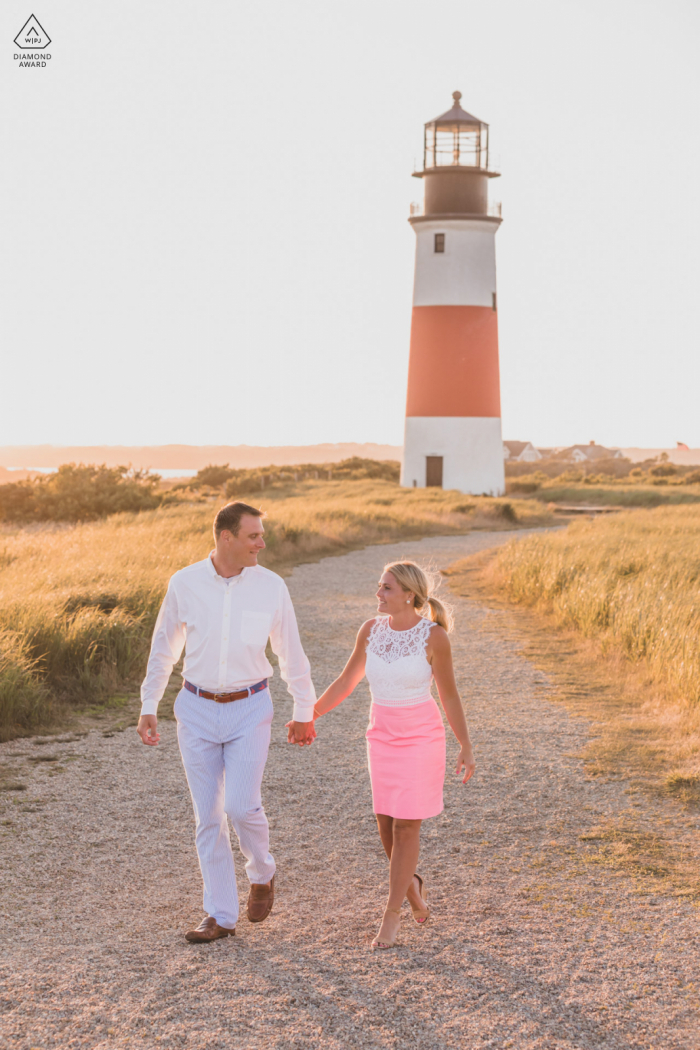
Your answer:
[366,698,446,820]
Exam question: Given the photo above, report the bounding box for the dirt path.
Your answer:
[1,531,699,1050]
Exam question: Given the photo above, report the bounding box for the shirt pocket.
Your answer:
[240,610,272,647]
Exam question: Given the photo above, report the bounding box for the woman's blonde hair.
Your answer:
[383,560,454,633]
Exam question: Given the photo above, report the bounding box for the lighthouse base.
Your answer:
[401,416,505,496]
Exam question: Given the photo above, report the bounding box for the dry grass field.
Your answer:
[0,477,552,739]
[488,505,700,705]
[454,505,700,803]
[507,477,700,508]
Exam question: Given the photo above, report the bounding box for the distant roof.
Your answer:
[504,441,530,455]
[428,90,484,127]
[558,444,620,460]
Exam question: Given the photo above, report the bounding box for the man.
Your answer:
[137,501,316,943]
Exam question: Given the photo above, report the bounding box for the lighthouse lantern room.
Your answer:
[400,92,505,496]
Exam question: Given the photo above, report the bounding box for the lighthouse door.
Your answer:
[426,456,443,488]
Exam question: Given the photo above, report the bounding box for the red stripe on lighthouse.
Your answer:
[405,306,501,417]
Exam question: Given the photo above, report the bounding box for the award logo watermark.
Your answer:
[14,14,51,67]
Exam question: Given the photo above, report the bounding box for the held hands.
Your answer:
[456,743,475,784]
[285,719,317,746]
[137,715,160,746]
[138,710,314,748]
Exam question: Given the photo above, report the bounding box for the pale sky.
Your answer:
[2,0,699,450]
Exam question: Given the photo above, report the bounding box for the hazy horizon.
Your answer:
[2,440,699,477]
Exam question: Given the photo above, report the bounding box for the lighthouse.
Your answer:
[400,92,505,496]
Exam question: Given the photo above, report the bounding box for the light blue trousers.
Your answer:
[174,686,276,928]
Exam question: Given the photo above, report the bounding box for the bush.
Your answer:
[225,472,272,497]
[192,464,237,488]
[221,458,401,498]
[481,501,518,522]
[650,463,677,477]
[328,458,401,481]
[588,457,633,478]
[505,457,632,480]
[0,464,161,523]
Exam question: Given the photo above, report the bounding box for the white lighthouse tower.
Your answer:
[400,92,505,495]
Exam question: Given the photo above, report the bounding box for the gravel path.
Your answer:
[1,531,699,1050]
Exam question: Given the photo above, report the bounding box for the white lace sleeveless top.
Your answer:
[365,616,435,707]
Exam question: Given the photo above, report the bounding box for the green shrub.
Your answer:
[506,458,632,480]
[481,501,517,523]
[0,464,161,523]
[192,464,237,488]
[222,458,401,498]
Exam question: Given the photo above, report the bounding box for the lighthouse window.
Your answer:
[434,233,445,253]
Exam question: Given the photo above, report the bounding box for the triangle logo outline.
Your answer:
[14,14,51,49]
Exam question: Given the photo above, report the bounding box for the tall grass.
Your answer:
[537,484,700,507]
[489,505,700,706]
[0,629,51,733]
[0,478,550,739]
[506,475,700,507]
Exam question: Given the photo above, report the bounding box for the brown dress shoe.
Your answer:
[247,875,275,923]
[185,917,236,943]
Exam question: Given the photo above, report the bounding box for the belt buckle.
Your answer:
[216,686,246,700]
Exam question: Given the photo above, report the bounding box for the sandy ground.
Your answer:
[1,530,699,1050]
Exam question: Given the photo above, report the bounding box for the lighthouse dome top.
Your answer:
[421,91,492,172]
[428,91,485,129]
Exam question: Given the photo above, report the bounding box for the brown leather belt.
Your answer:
[184,678,268,704]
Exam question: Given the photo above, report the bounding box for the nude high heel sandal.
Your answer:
[410,874,430,925]
[371,907,402,949]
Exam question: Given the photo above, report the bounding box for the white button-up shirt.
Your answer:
[140,555,316,722]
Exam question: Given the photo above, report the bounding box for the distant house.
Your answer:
[557,442,624,463]
[503,441,542,463]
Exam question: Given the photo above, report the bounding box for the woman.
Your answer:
[313,560,476,949]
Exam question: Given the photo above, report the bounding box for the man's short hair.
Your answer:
[213,501,264,539]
